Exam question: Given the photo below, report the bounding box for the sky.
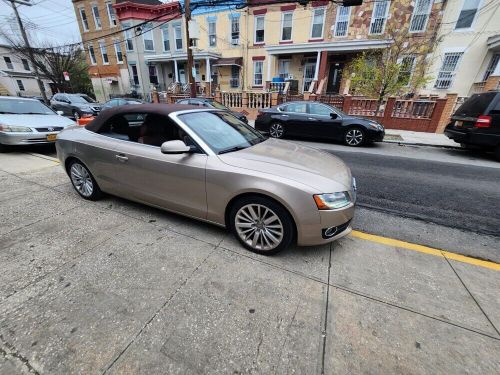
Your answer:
[0,0,82,46]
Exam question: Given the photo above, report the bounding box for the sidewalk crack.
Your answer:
[319,243,333,375]
[0,334,40,375]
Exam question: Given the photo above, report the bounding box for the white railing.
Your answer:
[248,92,271,109]
[221,92,242,107]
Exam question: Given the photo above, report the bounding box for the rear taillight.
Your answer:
[474,115,492,128]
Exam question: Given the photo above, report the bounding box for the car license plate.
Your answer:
[455,121,463,127]
[46,134,57,141]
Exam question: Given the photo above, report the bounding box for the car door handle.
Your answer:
[115,154,128,162]
[281,114,289,117]
[307,117,318,121]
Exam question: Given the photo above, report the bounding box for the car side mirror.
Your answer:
[56,110,64,116]
[161,140,192,154]
[330,112,338,119]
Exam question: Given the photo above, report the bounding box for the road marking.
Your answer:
[29,153,60,164]
[351,230,500,271]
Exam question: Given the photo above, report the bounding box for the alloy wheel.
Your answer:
[70,163,94,197]
[345,129,364,146]
[269,123,284,138]
[234,203,284,251]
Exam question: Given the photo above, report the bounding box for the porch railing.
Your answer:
[392,100,435,119]
[348,98,384,117]
[248,92,272,109]
[221,91,243,107]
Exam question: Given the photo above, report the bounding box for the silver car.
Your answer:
[0,96,75,151]
[56,104,356,254]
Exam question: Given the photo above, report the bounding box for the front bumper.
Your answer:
[0,131,58,146]
[366,128,385,142]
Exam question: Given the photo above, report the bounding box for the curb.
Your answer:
[383,140,461,150]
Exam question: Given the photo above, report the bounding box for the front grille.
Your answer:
[36,127,63,133]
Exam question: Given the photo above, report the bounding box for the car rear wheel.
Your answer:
[230,196,294,255]
[344,127,365,147]
[68,160,102,200]
[269,122,285,138]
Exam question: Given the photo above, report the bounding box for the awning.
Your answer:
[212,57,243,67]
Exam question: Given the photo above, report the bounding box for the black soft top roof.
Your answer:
[85,103,202,132]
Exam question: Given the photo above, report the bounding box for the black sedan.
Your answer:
[255,101,385,146]
[176,97,248,123]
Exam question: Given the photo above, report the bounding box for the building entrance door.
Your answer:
[326,63,344,94]
[303,62,315,92]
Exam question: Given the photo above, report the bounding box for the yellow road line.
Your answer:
[351,230,500,271]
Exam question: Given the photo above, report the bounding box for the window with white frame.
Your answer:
[230,65,239,87]
[114,40,123,64]
[281,12,293,41]
[334,6,351,37]
[456,0,480,29]
[369,0,390,34]
[16,80,25,91]
[124,28,134,51]
[106,1,117,27]
[253,60,263,86]
[310,7,325,39]
[255,15,265,44]
[398,55,416,86]
[99,41,109,64]
[208,20,216,47]
[162,26,170,51]
[231,17,240,45]
[435,52,463,89]
[149,65,158,84]
[409,0,433,32]
[92,4,101,30]
[174,24,182,50]
[88,44,97,65]
[483,53,500,81]
[278,59,290,79]
[3,56,13,69]
[143,24,154,51]
[79,8,89,31]
[21,58,30,70]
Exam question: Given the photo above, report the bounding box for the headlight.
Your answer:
[313,192,351,210]
[0,125,32,132]
[368,123,384,131]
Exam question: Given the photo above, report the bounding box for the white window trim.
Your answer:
[88,44,97,65]
[79,8,89,32]
[309,7,326,40]
[230,17,240,46]
[124,26,134,51]
[174,23,183,51]
[106,1,116,28]
[253,60,264,86]
[208,20,216,47]
[434,51,464,89]
[397,55,416,87]
[254,15,265,45]
[4,56,13,70]
[409,0,433,33]
[334,6,351,37]
[161,26,170,52]
[454,0,483,32]
[142,26,155,52]
[369,0,390,35]
[114,40,123,64]
[91,4,102,30]
[99,40,109,65]
[280,11,293,42]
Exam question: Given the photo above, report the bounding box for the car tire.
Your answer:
[229,195,295,255]
[73,110,81,120]
[344,127,365,147]
[67,159,102,201]
[0,143,9,153]
[269,122,285,139]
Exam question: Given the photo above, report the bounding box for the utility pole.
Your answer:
[10,0,49,104]
[183,0,196,98]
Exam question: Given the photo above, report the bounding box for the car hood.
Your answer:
[0,114,76,128]
[218,138,352,192]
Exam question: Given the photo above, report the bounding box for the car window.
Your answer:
[189,100,204,107]
[454,92,497,118]
[178,100,189,105]
[285,103,307,114]
[308,103,333,116]
[0,98,55,115]
[117,99,127,106]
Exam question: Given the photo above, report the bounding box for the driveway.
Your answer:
[1,152,499,374]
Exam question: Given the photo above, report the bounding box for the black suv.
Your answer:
[445,91,500,160]
[50,93,102,119]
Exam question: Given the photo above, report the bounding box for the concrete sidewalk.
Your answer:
[384,129,460,148]
[1,153,499,374]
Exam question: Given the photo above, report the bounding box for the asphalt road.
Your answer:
[326,149,500,237]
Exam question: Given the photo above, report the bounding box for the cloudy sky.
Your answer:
[0,0,81,46]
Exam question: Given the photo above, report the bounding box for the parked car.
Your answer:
[50,93,101,119]
[101,97,145,110]
[56,104,356,254]
[0,96,75,151]
[255,101,385,146]
[176,97,248,123]
[444,91,500,160]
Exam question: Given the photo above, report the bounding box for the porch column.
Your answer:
[174,60,179,82]
[267,54,273,82]
[314,50,321,81]
[205,57,211,96]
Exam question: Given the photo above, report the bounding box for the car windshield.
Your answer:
[69,95,95,104]
[179,111,266,154]
[454,92,497,118]
[208,101,229,110]
[0,98,55,115]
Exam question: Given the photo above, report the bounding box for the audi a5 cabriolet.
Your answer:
[56,104,356,254]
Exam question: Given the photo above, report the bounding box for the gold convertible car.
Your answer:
[56,104,356,254]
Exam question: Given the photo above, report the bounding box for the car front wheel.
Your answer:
[344,128,365,146]
[230,196,294,255]
[68,160,102,200]
[269,122,285,138]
